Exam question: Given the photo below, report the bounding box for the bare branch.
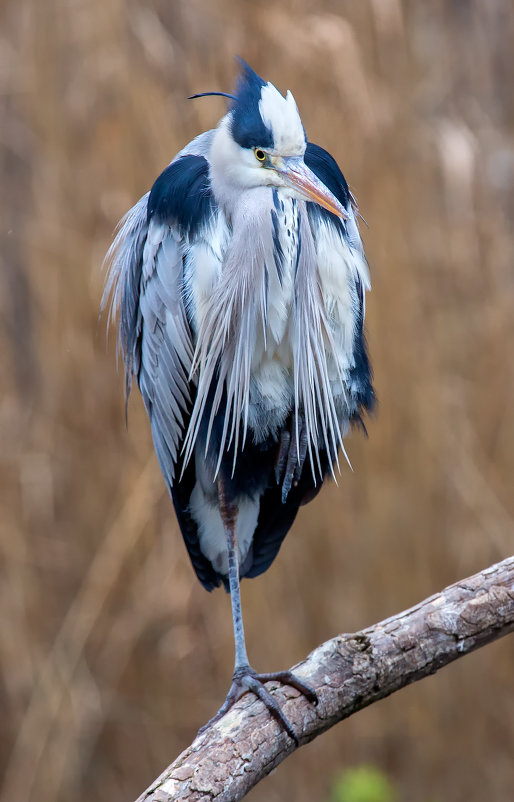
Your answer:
[136,557,514,802]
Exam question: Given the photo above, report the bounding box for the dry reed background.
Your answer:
[1,1,513,800]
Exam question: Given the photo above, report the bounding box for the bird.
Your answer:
[103,59,374,743]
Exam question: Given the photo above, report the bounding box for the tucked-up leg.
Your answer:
[276,414,309,502]
[198,477,317,744]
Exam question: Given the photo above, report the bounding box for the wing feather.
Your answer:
[102,193,149,394]
[137,220,195,482]
[103,138,221,490]
[103,208,198,486]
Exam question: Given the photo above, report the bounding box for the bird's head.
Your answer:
[194,60,347,218]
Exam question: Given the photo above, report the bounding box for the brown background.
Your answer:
[1,1,513,801]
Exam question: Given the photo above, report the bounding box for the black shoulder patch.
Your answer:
[230,60,274,150]
[305,142,374,415]
[304,141,351,211]
[147,155,214,238]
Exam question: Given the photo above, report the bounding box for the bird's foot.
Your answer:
[275,414,309,502]
[198,664,317,744]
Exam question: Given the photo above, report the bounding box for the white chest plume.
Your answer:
[182,180,368,481]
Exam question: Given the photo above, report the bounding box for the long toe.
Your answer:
[197,680,248,736]
[241,673,298,744]
[257,669,318,705]
[198,666,317,743]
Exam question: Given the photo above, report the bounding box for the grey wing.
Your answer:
[103,200,194,485]
[103,130,220,483]
[139,220,195,481]
[103,193,149,394]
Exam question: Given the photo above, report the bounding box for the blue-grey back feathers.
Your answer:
[137,219,194,483]
[103,194,149,402]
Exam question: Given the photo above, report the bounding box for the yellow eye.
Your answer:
[254,149,266,162]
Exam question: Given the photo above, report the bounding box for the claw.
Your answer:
[275,430,291,484]
[293,426,308,483]
[279,414,308,502]
[244,674,298,744]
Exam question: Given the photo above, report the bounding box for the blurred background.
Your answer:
[1,1,513,801]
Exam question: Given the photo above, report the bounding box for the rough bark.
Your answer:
[136,557,514,802]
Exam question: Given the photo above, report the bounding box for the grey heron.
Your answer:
[104,59,374,742]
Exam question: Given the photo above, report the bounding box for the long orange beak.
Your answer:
[277,157,348,220]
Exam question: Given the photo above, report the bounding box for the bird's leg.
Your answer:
[198,478,317,744]
[276,413,309,502]
[220,483,249,670]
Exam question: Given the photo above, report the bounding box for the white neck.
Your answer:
[208,117,252,216]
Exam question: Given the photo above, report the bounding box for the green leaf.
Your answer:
[330,765,396,802]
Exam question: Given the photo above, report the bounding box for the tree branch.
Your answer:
[136,557,514,802]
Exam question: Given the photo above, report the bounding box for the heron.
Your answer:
[104,59,374,742]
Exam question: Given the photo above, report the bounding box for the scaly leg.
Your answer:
[198,478,317,744]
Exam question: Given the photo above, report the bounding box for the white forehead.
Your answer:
[258,83,306,156]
